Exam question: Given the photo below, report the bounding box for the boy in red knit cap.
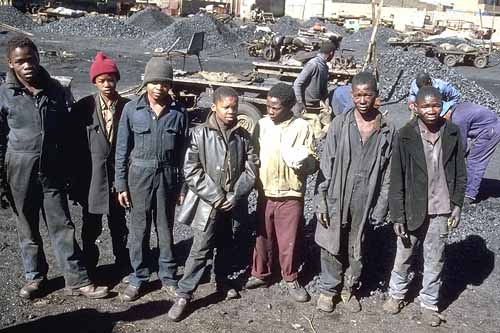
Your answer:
[71,52,131,279]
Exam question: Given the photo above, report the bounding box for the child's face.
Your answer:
[146,81,170,102]
[212,95,238,127]
[94,73,117,98]
[352,83,378,115]
[266,96,290,124]
[416,95,442,126]
[8,46,40,84]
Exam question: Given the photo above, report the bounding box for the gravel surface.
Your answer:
[35,15,145,39]
[270,15,303,36]
[143,14,241,51]
[378,48,500,113]
[0,6,37,31]
[126,8,174,32]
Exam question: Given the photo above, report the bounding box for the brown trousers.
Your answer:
[251,196,304,282]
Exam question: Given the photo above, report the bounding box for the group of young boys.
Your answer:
[0,35,468,326]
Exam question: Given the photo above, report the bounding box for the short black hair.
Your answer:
[352,71,378,93]
[6,35,38,59]
[319,41,337,54]
[416,86,442,105]
[213,86,239,104]
[268,83,296,110]
[415,72,432,88]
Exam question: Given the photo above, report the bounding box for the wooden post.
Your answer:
[363,0,384,72]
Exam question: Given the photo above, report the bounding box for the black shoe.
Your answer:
[286,280,310,303]
[19,279,46,299]
[168,297,189,322]
[245,276,269,290]
[121,284,141,302]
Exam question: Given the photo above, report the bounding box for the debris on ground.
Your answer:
[0,6,37,31]
[35,15,145,39]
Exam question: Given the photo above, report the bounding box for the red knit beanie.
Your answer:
[89,52,120,83]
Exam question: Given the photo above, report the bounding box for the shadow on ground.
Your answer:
[441,234,495,311]
[0,300,172,333]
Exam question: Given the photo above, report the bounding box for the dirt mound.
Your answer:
[0,6,37,31]
[126,8,174,32]
[35,15,144,39]
[143,14,241,51]
[270,16,303,36]
[378,48,500,113]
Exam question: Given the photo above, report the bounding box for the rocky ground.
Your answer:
[0,7,500,333]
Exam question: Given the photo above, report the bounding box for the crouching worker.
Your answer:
[0,35,108,299]
[383,86,466,327]
[71,52,130,278]
[168,87,258,322]
[245,83,318,303]
[115,57,189,301]
[315,72,395,313]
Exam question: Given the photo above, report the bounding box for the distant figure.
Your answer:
[408,72,461,115]
[443,102,500,203]
[330,84,354,116]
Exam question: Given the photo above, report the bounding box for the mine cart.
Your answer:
[433,46,490,68]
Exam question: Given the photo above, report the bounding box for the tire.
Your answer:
[238,102,261,135]
[443,54,458,67]
[263,46,279,61]
[473,56,488,69]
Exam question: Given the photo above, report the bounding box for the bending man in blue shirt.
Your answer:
[408,72,461,115]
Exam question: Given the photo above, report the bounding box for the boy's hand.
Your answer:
[177,194,185,206]
[393,223,407,237]
[118,191,131,209]
[449,205,461,229]
[220,199,233,212]
[316,212,330,228]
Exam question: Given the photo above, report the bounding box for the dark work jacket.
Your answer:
[71,94,130,214]
[0,68,72,194]
[177,112,258,231]
[114,93,189,194]
[389,118,467,231]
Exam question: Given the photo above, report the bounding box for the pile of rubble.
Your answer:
[343,26,400,50]
[0,6,37,30]
[143,14,241,51]
[35,15,145,39]
[378,48,500,113]
[303,17,345,35]
[270,16,303,36]
[126,8,174,32]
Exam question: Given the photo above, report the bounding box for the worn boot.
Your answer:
[421,307,444,327]
[168,297,189,322]
[66,284,109,299]
[121,284,141,302]
[216,280,240,300]
[245,276,269,290]
[316,293,335,313]
[340,290,361,313]
[286,280,310,303]
[19,279,46,299]
[383,296,405,314]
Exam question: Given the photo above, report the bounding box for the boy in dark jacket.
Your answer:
[71,52,130,277]
[383,86,466,327]
[0,35,108,299]
[115,57,189,301]
[167,87,258,322]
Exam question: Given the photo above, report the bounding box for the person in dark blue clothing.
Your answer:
[0,35,109,300]
[330,85,354,116]
[443,102,500,202]
[115,57,189,302]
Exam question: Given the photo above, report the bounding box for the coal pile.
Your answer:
[126,8,174,32]
[378,48,500,113]
[0,6,37,31]
[271,16,303,36]
[35,15,145,39]
[143,14,241,51]
[343,26,400,50]
[303,17,345,35]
